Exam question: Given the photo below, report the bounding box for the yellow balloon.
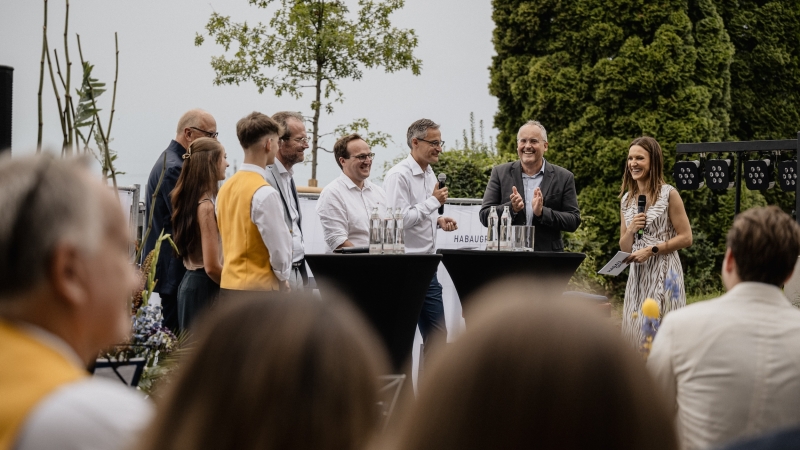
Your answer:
[642,298,660,319]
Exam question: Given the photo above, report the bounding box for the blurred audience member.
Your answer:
[722,427,800,450]
[648,206,800,450]
[138,294,389,450]
[171,137,228,330]
[0,156,151,450]
[144,108,217,332]
[386,279,677,450]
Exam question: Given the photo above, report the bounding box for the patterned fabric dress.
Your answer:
[621,184,686,348]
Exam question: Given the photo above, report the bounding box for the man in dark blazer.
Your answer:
[479,120,580,251]
[143,109,217,332]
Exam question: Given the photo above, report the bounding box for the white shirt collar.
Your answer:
[406,154,431,176]
[339,172,372,191]
[522,159,546,178]
[274,158,293,176]
[239,163,268,179]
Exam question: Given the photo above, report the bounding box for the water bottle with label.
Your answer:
[369,207,383,254]
[383,207,395,254]
[486,205,498,250]
[500,205,511,250]
[394,208,405,254]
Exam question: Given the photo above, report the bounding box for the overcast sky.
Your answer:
[1,0,499,189]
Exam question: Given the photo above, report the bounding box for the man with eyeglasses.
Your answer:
[479,120,580,251]
[143,108,217,333]
[385,118,458,350]
[267,111,310,289]
[316,133,387,251]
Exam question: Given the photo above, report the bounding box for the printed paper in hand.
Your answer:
[597,251,631,276]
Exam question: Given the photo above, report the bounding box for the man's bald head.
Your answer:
[175,109,217,148]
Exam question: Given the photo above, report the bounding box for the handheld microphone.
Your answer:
[637,195,646,241]
[438,173,447,215]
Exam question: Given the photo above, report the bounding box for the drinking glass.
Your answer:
[523,225,535,252]
[511,226,526,251]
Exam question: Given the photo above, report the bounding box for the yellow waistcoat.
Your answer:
[217,170,279,291]
[0,320,86,450]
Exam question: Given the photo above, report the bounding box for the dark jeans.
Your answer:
[159,292,180,334]
[177,269,220,332]
[418,272,446,345]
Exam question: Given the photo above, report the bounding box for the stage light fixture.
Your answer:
[704,159,734,189]
[673,160,704,190]
[778,160,798,192]
[744,158,774,190]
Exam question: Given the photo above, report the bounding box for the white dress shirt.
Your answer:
[316,173,388,251]
[384,154,441,254]
[647,282,800,450]
[237,164,293,281]
[13,324,153,450]
[273,159,305,263]
[521,159,545,225]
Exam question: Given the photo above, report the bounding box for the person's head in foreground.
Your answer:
[386,279,677,450]
[138,294,390,450]
[722,205,800,289]
[0,155,137,363]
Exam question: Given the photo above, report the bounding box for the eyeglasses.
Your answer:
[518,138,543,146]
[190,127,219,139]
[417,138,445,148]
[283,136,310,144]
[350,153,376,162]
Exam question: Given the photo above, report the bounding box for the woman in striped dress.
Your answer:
[619,136,693,348]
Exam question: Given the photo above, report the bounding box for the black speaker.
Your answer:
[0,66,12,155]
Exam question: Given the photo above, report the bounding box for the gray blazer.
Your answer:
[265,164,302,236]
[479,160,581,251]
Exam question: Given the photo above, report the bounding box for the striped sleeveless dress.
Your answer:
[621,184,686,348]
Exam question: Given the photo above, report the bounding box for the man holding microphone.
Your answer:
[385,118,458,349]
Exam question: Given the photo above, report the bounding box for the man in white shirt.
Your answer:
[268,111,309,289]
[216,112,293,294]
[648,206,800,450]
[317,133,387,250]
[384,118,458,347]
[0,156,152,450]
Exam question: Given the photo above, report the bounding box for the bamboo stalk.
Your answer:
[45,38,68,148]
[62,0,73,155]
[37,0,49,152]
[77,34,117,190]
[106,32,119,143]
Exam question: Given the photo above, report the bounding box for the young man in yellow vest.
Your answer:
[217,112,293,294]
[0,156,151,450]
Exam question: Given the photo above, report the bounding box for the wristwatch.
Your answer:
[652,245,660,254]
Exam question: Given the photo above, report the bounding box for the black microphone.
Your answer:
[637,195,646,241]
[438,173,447,215]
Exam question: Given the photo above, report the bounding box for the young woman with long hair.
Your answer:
[170,137,228,331]
[619,136,692,347]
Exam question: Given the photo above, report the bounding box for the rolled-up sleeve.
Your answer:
[251,187,292,281]
[316,189,349,251]
[385,171,440,227]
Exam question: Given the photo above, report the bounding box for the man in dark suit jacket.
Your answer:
[143,109,217,332]
[479,120,580,251]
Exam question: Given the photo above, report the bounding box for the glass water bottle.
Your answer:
[369,207,383,254]
[486,205,499,250]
